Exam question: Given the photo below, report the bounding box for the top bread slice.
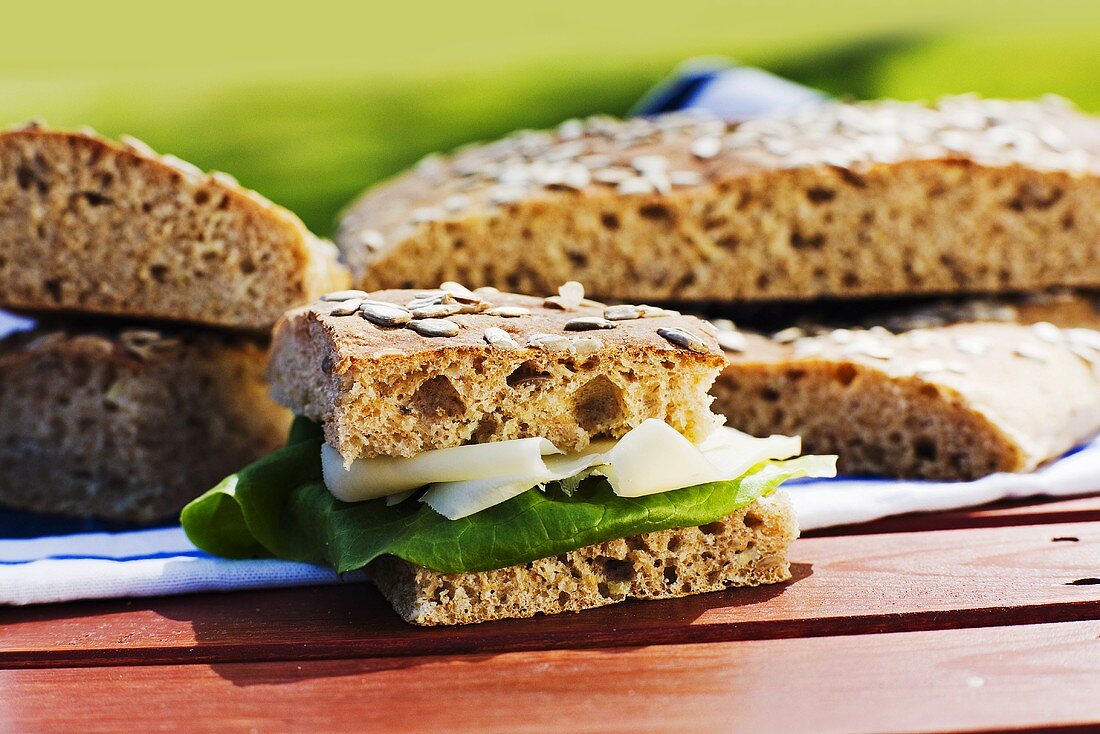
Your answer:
[268,285,726,462]
[0,123,349,331]
[711,319,1100,480]
[338,96,1100,303]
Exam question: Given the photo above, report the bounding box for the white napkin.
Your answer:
[1,435,1097,606]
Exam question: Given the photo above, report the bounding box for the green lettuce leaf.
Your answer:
[181,419,812,574]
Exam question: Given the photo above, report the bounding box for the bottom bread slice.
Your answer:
[369,492,797,626]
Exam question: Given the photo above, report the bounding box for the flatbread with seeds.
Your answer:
[0,124,349,331]
[338,96,1100,303]
[712,320,1100,480]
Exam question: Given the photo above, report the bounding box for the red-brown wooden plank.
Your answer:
[4,622,1099,734]
[1,520,1098,668]
[808,494,1100,536]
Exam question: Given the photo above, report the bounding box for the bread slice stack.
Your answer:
[0,124,349,521]
[336,95,1100,481]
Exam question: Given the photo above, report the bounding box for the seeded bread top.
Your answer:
[268,284,726,461]
[338,95,1100,288]
[0,123,349,331]
[294,284,723,358]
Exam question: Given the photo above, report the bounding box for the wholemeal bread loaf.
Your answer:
[269,284,726,462]
[0,123,349,331]
[338,96,1100,303]
[0,323,291,521]
[711,321,1100,480]
[370,491,795,626]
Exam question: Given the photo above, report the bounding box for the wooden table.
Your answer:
[3,495,1099,733]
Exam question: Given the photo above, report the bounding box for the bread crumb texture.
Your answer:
[0,325,291,521]
[269,287,726,462]
[712,321,1100,480]
[339,96,1100,303]
[0,124,348,331]
[370,492,796,626]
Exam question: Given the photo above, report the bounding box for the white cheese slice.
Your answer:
[322,437,560,502]
[595,419,737,497]
[324,420,836,520]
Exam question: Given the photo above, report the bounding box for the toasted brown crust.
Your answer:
[0,324,291,521]
[268,287,727,462]
[370,492,796,626]
[712,322,1100,480]
[0,124,349,331]
[338,97,1100,303]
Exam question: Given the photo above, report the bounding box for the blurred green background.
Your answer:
[5,0,1098,235]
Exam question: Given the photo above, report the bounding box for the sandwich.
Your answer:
[0,124,351,521]
[181,283,835,625]
[336,95,1100,304]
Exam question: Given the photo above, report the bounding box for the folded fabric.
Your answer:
[1,435,1097,605]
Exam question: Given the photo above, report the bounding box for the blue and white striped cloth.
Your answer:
[2,63,1098,606]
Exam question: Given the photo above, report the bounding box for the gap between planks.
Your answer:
[3,622,1099,734]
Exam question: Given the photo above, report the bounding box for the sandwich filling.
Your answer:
[323,419,833,520]
[183,417,834,574]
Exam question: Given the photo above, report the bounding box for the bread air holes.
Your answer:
[790,230,825,250]
[701,520,727,535]
[638,203,673,222]
[16,164,50,194]
[914,437,938,463]
[1006,182,1064,212]
[507,361,552,389]
[599,557,634,583]
[410,375,466,420]
[572,375,624,433]
[835,363,857,387]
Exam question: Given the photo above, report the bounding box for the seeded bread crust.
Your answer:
[369,491,795,626]
[268,288,726,462]
[338,96,1100,303]
[712,322,1100,480]
[0,324,291,521]
[0,124,349,331]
